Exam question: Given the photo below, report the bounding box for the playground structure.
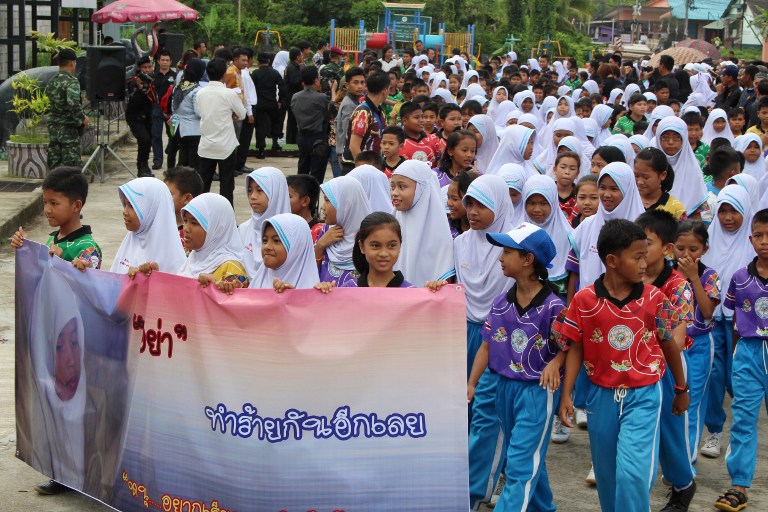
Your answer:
[329,1,475,65]
[253,25,283,51]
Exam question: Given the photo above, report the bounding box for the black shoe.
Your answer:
[137,170,154,178]
[212,172,220,181]
[237,165,253,174]
[271,143,283,151]
[151,162,162,170]
[660,481,696,511]
[255,150,266,160]
[35,480,71,495]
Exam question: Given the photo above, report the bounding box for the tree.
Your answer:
[507,0,526,34]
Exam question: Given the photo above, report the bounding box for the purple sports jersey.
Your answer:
[483,285,565,381]
[339,271,415,288]
[724,259,768,338]
[686,263,721,337]
[434,169,452,188]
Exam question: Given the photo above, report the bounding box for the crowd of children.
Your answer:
[11,48,768,512]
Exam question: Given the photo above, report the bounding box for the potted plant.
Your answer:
[6,72,51,178]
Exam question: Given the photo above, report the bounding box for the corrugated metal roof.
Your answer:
[668,0,729,20]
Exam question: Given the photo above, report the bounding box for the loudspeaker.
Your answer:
[86,45,127,101]
[158,33,185,65]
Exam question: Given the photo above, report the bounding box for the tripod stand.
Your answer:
[82,100,135,183]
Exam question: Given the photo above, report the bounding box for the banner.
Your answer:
[15,242,469,511]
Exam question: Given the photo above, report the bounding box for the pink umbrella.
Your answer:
[91,0,199,24]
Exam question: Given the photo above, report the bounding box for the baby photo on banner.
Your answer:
[15,240,469,511]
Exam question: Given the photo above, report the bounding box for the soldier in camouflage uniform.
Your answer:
[320,46,345,98]
[45,48,89,170]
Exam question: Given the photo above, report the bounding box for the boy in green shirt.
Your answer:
[613,93,646,136]
[681,111,710,180]
[12,167,102,270]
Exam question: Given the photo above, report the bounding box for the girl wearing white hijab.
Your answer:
[601,134,636,169]
[249,213,320,290]
[607,88,623,106]
[461,70,480,90]
[522,175,573,291]
[557,85,571,97]
[488,86,509,121]
[491,101,516,130]
[410,55,429,70]
[497,163,527,226]
[581,117,599,147]
[532,117,576,175]
[177,193,248,285]
[629,134,650,153]
[726,173,760,206]
[651,117,709,216]
[735,133,767,179]
[643,105,676,142]
[486,125,537,177]
[572,88,583,101]
[689,72,717,107]
[502,109,523,127]
[702,108,734,145]
[316,176,372,286]
[582,79,599,96]
[567,162,646,292]
[272,51,289,77]
[527,58,541,72]
[29,267,86,489]
[620,83,641,108]
[391,160,455,286]
[430,71,448,95]
[111,177,186,274]
[465,83,487,103]
[347,165,393,212]
[517,112,541,130]
[238,168,291,278]
[538,95,559,124]
[700,185,756,446]
[432,88,456,104]
[468,114,500,174]
[558,135,593,178]
[513,90,538,115]
[589,104,614,146]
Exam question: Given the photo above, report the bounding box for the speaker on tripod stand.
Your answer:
[82,45,134,182]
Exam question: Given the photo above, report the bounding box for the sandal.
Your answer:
[714,488,748,511]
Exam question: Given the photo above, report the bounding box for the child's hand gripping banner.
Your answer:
[15,241,469,511]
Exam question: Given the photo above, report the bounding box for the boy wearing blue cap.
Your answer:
[557,219,689,512]
[467,223,566,511]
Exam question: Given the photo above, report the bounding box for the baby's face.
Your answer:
[54,318,81,401]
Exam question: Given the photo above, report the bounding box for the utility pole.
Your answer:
[684,0,693,38]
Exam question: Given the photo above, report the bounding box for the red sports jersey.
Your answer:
[400,133,436,166]
[557,278,681,388]
[432,133,448,164]
[652,265,695,349]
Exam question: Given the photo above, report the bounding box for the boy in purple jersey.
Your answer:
[715,208,768,512]
[467,224,565,511]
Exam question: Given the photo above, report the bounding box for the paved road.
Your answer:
[0,141,766,511]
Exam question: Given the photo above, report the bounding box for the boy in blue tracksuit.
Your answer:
[558,219,689,512]
[715,208,768,512]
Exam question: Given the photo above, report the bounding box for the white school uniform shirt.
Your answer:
[249,213,320,289]
[111,178,186,274]
[241,67,257,115]
[178,193,245,277]
[195,81,246,160]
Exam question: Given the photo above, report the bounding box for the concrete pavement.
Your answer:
[0,139,766,511]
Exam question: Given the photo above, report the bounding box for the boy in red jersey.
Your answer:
[398,101,436,166]
[636,210,697,511]
[558,219,689,512]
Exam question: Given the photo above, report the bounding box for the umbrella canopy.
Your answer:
[91,0,198,23]
[675,39,722,61]
[647,46,708,68]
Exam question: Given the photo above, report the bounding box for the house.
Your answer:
[663,0,729,40]
[590,0,672,43]
[721,0,768,49]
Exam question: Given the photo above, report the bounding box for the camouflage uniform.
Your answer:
[320,61,343,97]
[46,71,85,169]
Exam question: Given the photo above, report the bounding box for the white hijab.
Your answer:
[454,175,515,322]
[430,71,448,95]
[651,117,708,216]
[582,79,599,95]
[557,85,571,97]
[533,117,576,175]
[568,162,646,289]
[432,88,455,104]
[727,173,760,206]
[29,266,85,488]
[468,114,499,174]
[620,83,641,108]
[629,134,650,151]
[735,133,767,179]
[319,176,372,271]
[607,89,623,106]
[558,135,593,178]
[238,168,291,278]
[492,101,517,129]
[582,117,599,146]
[249,213,320,289]
[178,193,245,278]
[527,58,541,72]
[461,70,480,89]
[522,175,573,280]
[393,160,455,285]
[497,163,528,227]
[643,105,675,141]
[513,90,538,115]
[701,185,756,317]
[590,104,614,146]
[702,108,734,145]
[601,134,636,170]
[111,177,186,274]
[689,73,716,107]
[348,165,392,213]
[488,86,509,120]
[273,51,289,77]
[487,124,536,177]
[538,95,559,124]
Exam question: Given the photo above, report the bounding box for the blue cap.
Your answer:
[486,223,557,269]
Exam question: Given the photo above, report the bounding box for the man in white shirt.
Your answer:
[237,48,258,174]
[195,57,246,206]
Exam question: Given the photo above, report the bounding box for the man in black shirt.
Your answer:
[284,48,303,145]
[151,49,176,169]
[126,56,156,177]
[252,52,287,158]
[650,55,680,101]
[715,65,742,111]
[291,66,329,183]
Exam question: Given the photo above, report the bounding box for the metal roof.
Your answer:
[668,0,729,20]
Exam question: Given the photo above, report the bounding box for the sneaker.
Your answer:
[35,480,70,495]
[660,481,696,512]
[585,465,596,485]
[550,416,571,444]
[575,408,588,428]
[701,432,722,458]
